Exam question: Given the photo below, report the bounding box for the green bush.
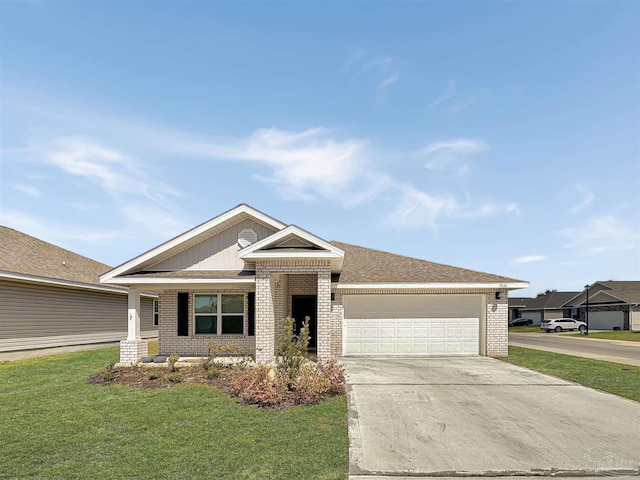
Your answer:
[276,316,310,382]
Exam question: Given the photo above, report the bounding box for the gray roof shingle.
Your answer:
[523,291,580,310]
[331,241,524,284]
[0,226,111,286]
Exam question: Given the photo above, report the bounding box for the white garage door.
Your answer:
[588,311,624,330]
[521,311,542,325]
[343,295,481,356]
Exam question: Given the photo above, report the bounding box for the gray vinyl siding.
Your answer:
[146,219,276,271]
[0,279,156,340]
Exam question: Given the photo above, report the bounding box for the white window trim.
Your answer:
[193,293,245,336]
[153,299,159,326]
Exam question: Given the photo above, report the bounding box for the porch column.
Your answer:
[119,287,148,365]
[255,265,275,363]
[316,267,332,361]
[127,288,141,341]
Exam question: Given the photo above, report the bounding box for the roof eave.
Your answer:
[337,282,529,290]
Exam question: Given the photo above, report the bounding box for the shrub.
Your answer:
[168,353,180,372]
[148,372,160,380]
[276,316,310,382]
[228,365,288,406]
[167,373,183,384]
[316,359,346,394]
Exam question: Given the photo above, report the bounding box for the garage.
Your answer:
[343,294,482,356]
[521,311,542,325]
[588,311,624,330]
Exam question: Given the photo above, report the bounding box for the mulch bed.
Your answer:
[87,365,232,391]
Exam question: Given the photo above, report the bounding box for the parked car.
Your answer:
[541,318,586,333]
[509,318,533,326]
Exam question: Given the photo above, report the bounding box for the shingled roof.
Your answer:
[0,226,111,286]
[523,291,579,309]
[331,241,523,284]
[593,281,640,304]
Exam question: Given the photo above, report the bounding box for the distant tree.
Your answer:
[536,289,557,296]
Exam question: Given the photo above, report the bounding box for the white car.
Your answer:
[541,318,587,333]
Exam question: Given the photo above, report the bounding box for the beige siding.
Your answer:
[0,279,156,351]
[147,219,276,271]
[631,306,640,331]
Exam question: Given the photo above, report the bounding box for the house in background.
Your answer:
[517,291,579,326]
[100,204,528,364]
[508,297,533,321]
[0,227,157,352]
[563,282,640,331]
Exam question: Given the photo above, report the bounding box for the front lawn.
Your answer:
[567,330,640,342]
[508,325,541,332]
[0,346,348,479]
[502,346,640,402]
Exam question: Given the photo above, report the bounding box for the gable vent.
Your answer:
[238,229,257,248]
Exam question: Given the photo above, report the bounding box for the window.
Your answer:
[153,299,159,326]
[194,294,244,335]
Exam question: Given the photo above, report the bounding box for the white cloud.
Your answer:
[378,74,399,91]
[570,188,594,214]
[429,80,456,108]
[35,137,179,205]
[512,255,547,264]
[420,138,489,174]
[385,185,518,229]
[13,184,41,196]
[122,204,191,240]
[176,127,373,204]
[0,210,120,246]
[560,215,639,254]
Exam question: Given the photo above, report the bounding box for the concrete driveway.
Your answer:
[342,357,640,479]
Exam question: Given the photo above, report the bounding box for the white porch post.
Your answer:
[127,288,142,341]
[119,287,148,365]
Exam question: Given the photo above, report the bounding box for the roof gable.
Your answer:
[0,226,111,286]
[239,225,345,271]
[101,204,286,282]
[564,281,640,306]
[332,241,526,287]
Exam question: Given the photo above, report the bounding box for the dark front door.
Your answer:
[292,295,317,348]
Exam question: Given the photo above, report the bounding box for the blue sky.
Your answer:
[1,1,638,296]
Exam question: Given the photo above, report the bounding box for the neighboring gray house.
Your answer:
[517,291,579,325]
[563,281,640,331]
[508,297,533,321]
[100,204,528,364]
[0,226,157,352]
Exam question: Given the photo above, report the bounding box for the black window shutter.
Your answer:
[247,292,255,336]
[177,292,189,336]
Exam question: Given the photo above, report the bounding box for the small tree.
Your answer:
[276,316,310,382]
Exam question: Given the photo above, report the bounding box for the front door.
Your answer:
[292,295,317,348]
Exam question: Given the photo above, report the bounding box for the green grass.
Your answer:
[508,325,541,332]
[567,330,640,342]
[0,346,348,479]
[502,346,640,402]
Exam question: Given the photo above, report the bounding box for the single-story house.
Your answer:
[517,291,579,326]
[508,297,533,321]
[100,204,528,364]
[0,226,157,352]
[563,281,640,331]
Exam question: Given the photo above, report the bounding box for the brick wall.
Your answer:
[486,290,508,357]
[255,260,332,362]
[158,288,255,356]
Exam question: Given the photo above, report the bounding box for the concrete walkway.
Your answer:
[510,332,640,367]
[342,356,640,479]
